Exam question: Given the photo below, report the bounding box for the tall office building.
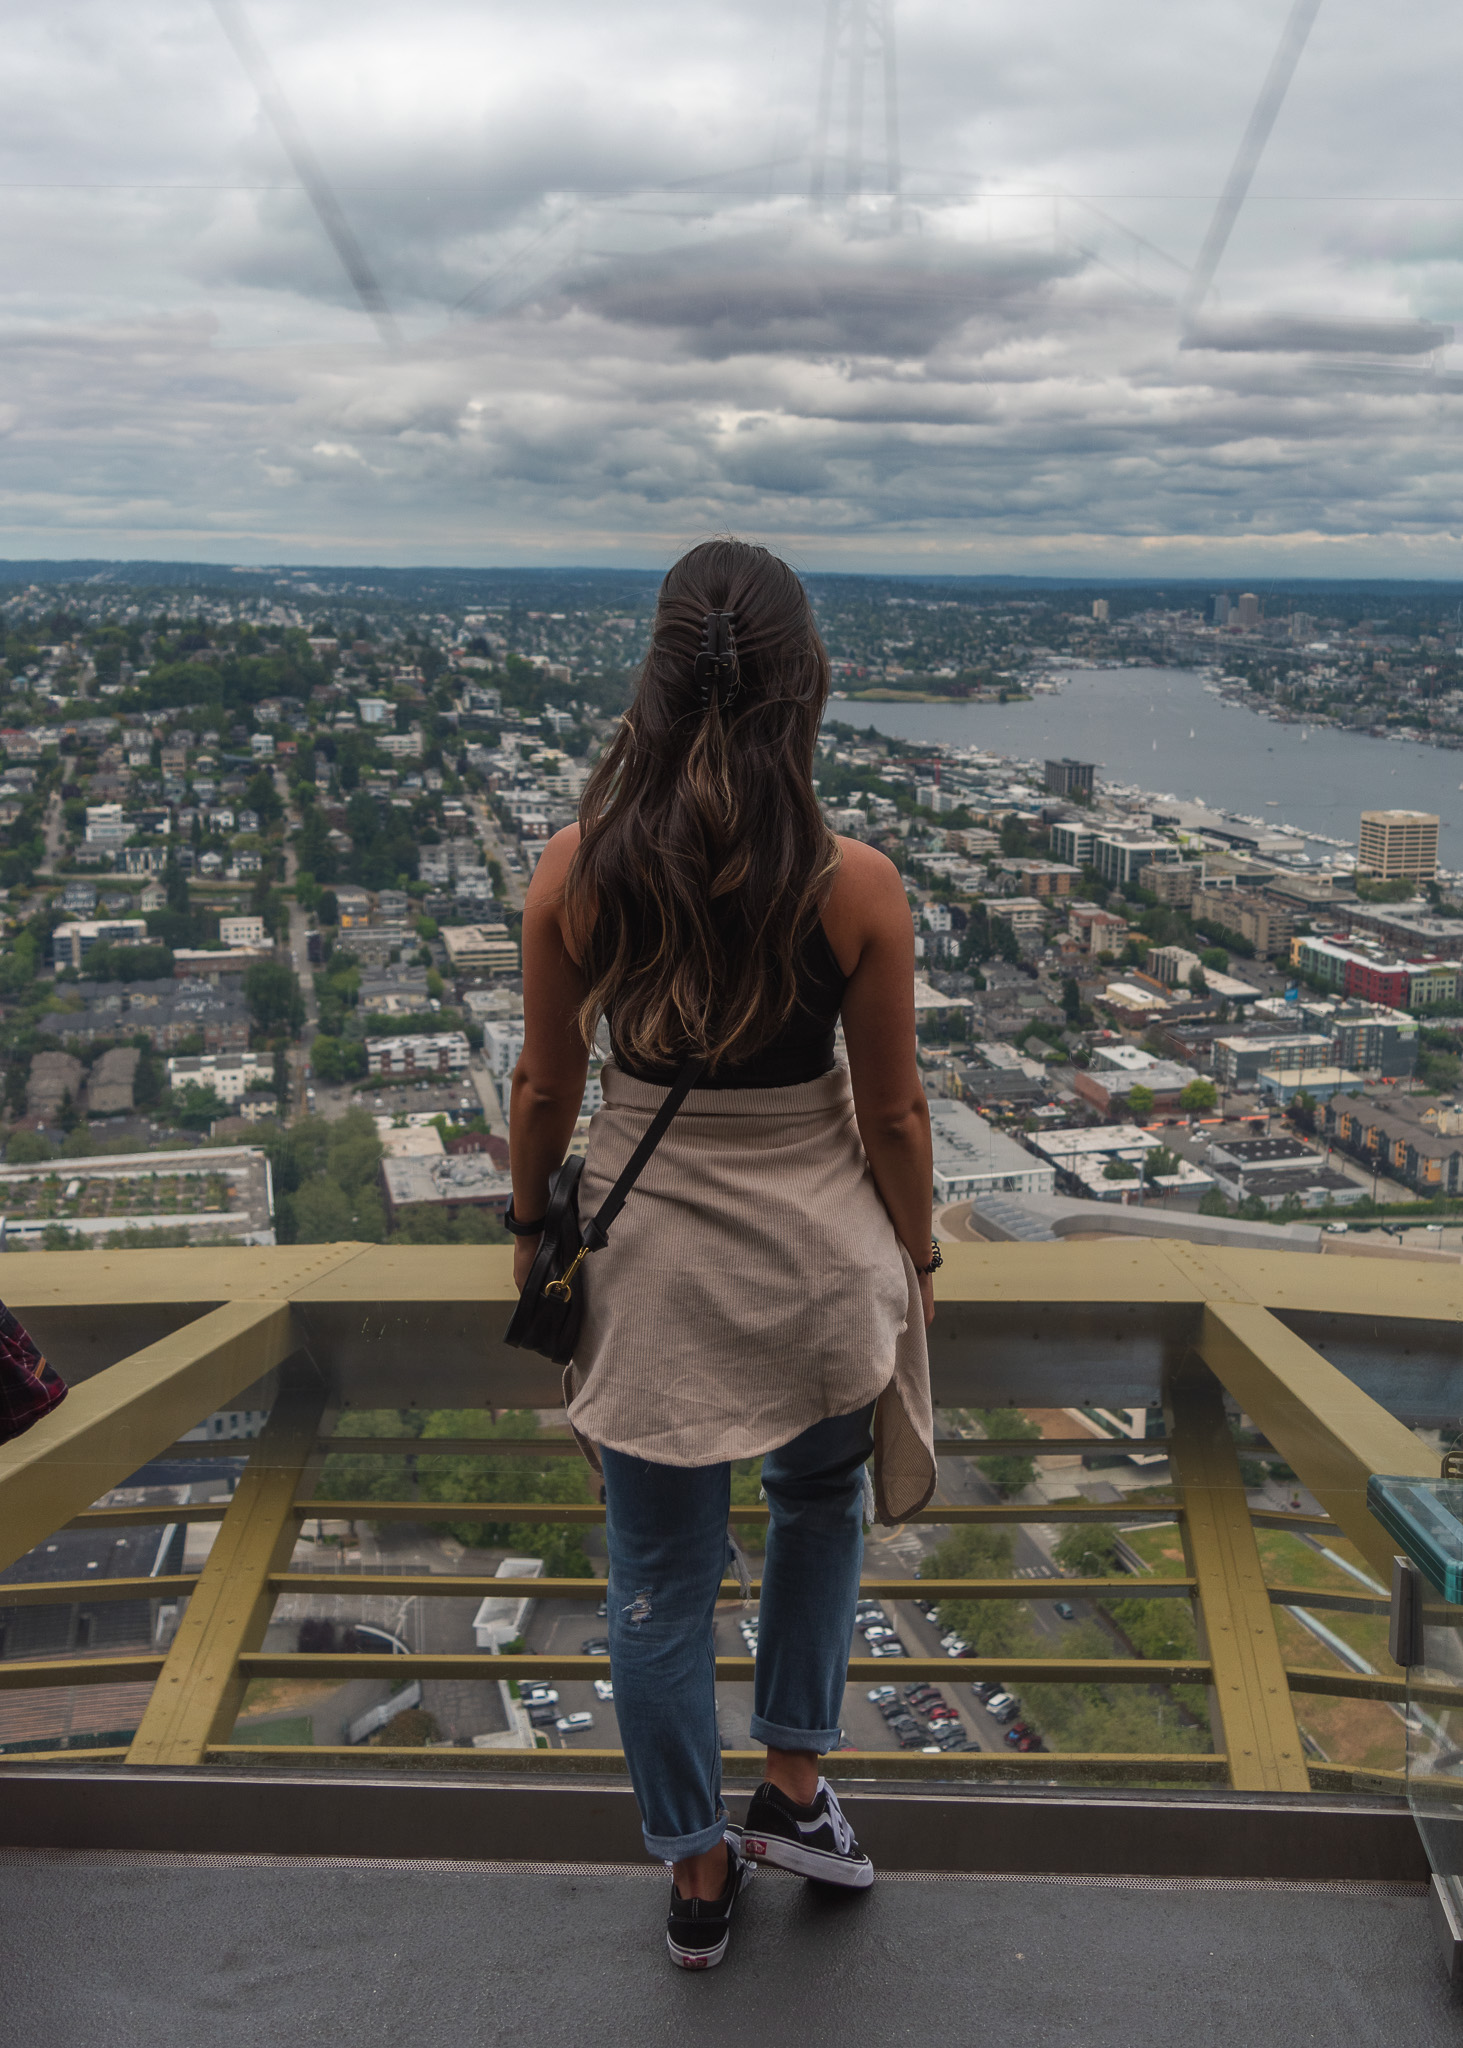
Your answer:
[1236,593,1260,628]
[1091,598,1109,623]
[1209,594,1231,626]
[1357,810,1439,882]
[1045,758,1095,800]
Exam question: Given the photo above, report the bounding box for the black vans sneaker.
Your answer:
[737,1777,874,1889]
[665,1835,755,1970]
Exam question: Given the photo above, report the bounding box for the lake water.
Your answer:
[825,667,1463,870]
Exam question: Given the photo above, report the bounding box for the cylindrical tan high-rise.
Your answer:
[1357,809,1439,881]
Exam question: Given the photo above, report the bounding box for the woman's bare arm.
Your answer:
[510,826,590,1255]
[823,840,935,1315]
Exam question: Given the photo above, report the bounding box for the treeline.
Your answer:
[922,1521,1208,1757]
[313,1407,591,1576]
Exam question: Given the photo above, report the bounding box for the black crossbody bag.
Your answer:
[503,1059,705,1364]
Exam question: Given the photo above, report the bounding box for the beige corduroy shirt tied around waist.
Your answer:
[562,1061,936,1524]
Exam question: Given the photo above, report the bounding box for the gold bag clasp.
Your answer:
[543,1245,588,1303]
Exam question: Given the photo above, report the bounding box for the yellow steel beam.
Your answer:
[297,1434,1171,1459]
[206,1745,1228,1785]
[0,1654,165,1689]
[2,1236,1459,1326]
[238,1651,1212,1686]
[0,1300,297,1575]
[63,1505,247,1530]
[0,1748,132,1764]
[1193,1297,1435,1581]
[295,1498,1181,1526]
[268,1571,1195,1603]
[1266,1584,1390,1617]
[127,1367,330,1768]
[0,1575,197,1608]
[1166,1356,1309,1794]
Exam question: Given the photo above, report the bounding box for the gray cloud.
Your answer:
[1,0,1463,570]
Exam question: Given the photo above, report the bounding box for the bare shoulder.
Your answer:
[525,824,582,904]
[822,836,912,971]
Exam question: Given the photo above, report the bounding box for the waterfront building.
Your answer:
[1044,758,1095,800]
[1357,809,1438,882]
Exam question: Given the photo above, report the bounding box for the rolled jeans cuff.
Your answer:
[749,1712,843,1754]
[641,1803,733,1864]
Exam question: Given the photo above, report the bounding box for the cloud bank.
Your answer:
[3,0,1463,572]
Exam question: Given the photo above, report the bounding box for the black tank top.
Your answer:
[609,921,849,1090]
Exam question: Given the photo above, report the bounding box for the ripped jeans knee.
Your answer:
[621,1585,653,1627]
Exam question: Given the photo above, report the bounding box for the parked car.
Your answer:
[932,1726,970,1751]
[943,1638,970,1658]
[867,1686,897,1705]
[593,1678,615,1702]
[556,1711,595,1733]
[970,1681,1002,1703]
[925,1706,960,1725]
[580,1638,611,1655]
[528,1704,559,1727]
[903,1686,942,1707]
[862,1623,896,1642]
[871,1639,907,1657]
[983,1691,1020,1721]
[895,1726,927,1749]
[595,1600,609,1618]
[519,1685,558,1705]
[1054,1602,1076,1622]
[1013,1733,1045,1753]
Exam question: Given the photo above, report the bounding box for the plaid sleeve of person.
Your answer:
[0,1300,67,1445]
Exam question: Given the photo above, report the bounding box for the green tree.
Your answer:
[1186,964,1208,997]
[6,1129,53,1163]
[1199,946,1229,973]
[173,1081,225,1130]
[1054,1523,1124,1575]
[1145,1144,1180,1178]
[415,1408,593,1575]
[244,960,305,1038]
[1126,1084,1155,1121]
[291,1174,356,1240]
[971,1407,1042,1493]
[1061,975,1083,1025]
[1103,1159,1139,1180]
[310,1035,367,1085]
[1179,1078,1218,1114]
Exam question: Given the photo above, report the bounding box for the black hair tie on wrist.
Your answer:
[693,611,740,713]
[914,1243,944,1278]
[505,1199,547,1237]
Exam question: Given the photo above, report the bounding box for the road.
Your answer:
[466,795,526,909]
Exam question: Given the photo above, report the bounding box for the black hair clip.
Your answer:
[693,610,740,712]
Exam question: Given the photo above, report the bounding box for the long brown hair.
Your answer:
[564,539,839,1073]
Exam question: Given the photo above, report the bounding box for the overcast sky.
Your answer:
[4,0,1463,574]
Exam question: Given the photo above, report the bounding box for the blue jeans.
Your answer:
[601,1403,875,1861]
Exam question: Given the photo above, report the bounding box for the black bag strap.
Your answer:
[580,1058,705,1252]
